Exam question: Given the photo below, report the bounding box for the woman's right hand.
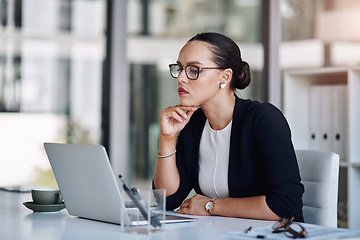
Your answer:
[154,105,197,195]
[160,105,197,139]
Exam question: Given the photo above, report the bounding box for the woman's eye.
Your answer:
[189,67,198,74]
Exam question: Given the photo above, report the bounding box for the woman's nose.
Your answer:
[177,69,188,83]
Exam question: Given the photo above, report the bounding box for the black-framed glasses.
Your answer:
[272,218,307,239]
[169,64,223,80]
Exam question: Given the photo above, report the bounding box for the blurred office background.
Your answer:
[1,0,360,227]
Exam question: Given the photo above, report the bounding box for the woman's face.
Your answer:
[176,40,224,107]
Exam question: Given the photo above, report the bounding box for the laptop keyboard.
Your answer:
[127,208,147,221]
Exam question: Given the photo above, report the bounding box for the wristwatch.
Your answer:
[205,198,216,216]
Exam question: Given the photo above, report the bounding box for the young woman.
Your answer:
[153,32,304,221]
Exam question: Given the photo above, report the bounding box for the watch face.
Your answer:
[205,201,213,210]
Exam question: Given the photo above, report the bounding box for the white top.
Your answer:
[199,119,232,198]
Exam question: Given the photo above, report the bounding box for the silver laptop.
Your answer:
[44,142,195,225]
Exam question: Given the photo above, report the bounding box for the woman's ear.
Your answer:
[223,68,233,84]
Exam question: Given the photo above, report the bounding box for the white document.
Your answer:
[332,85,348,161]
[225,223,360,240]
[310,84,348,159]
[320,85,334,152]
[309,86,322,150]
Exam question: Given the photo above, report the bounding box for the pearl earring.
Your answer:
[220,82,227,89]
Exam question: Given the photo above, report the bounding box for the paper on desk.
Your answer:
[225,223,360,240]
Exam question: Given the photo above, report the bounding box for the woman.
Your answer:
[153,32,304,221]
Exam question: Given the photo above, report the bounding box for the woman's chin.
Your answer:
[179,100,197,107]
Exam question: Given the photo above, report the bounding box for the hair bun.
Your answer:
[231,61,251,90]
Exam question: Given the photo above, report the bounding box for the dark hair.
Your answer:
[188,32,251,90]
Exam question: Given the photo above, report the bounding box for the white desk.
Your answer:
[1,191,359,240]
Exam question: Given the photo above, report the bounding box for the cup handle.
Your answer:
[55,192,62,204]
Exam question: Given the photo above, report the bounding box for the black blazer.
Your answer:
[164,96,304,222]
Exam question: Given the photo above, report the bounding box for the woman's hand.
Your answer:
[160,105,197,138]
[154,105,197,196]
[176,194,211,216]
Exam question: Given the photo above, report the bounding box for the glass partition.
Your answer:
[0,0,106,188]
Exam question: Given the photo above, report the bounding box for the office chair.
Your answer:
[295,149,340,228]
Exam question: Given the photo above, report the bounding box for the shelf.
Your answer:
[283,66,360,229]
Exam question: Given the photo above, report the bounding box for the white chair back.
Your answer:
[296,149,339,227]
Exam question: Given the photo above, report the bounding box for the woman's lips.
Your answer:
[178,87,189,95]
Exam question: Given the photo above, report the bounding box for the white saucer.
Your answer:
[23,201,65,213]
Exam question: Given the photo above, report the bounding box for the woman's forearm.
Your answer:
[212,195,280,220]
[177,194,280,221]
[153,134,180,196]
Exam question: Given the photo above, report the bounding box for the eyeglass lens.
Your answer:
[285,224,307,238]
[169,64,181,78]
[272,218,289,231]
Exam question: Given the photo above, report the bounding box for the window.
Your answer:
[0,0,106,188]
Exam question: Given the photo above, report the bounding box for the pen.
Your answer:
[245,226,265,238]
[119,175,162,228]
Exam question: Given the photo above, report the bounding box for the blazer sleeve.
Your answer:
[253,103,304,221]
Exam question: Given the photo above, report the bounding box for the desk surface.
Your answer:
[1,191,359,240]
